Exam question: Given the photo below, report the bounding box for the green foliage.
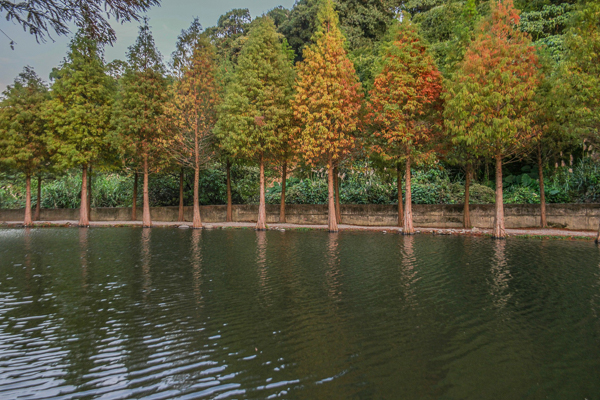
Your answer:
[112,19,169,169]
[43,32,114,170]
[215,17,294,161]
[0,66,49,175]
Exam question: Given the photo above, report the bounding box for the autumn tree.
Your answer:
[552,2,600,242]
[444,0,541,239]
[167,33,219,229]
[368,17,443,234]
[112,19,169,227]
[0,67,49,226]
[168,18,205,222]
[44,32,113,227]
[292,0,363,232]
[215,16,294,230]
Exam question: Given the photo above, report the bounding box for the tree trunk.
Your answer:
[538,143,547,228]
[193,130,202,229]
[280,161,287,223]
[24,173,33,226]
[226,161,233,222]
[327,156,338,232]
[34,176,41,221]
[397,163,403,227]
[79,165,89,227]
[132,172,138,221]
[179,168,185,222]
[334,166,341,224]
[493,153,506,239]
[143,154,151,228]
[87,164,92,217]
[464,163,472,229]
[256,153,267,230]
[404,157,414,235]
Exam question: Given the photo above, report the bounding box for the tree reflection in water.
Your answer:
[326,233,342,303]
[79,228,89,289]
[141,228,151,304]
[191,229,203,307]
[490,240,513,313]
[399,235,419,309]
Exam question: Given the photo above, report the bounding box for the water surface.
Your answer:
[1,228,599,399]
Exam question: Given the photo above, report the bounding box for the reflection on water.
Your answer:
[1,228,600,399]
[489,240,513,312]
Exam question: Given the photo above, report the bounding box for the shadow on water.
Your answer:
[0,228,599,399]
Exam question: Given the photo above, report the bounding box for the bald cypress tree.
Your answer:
[0,67,49,226]
[112,19,169,228]
[368,17,443,234]
[215,17,294,230]
[292,0,364,232]
[445,0,541,239]
[44,33,113,227]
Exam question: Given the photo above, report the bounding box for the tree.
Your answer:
[0,67,49,226]
[206,8,252,222]
[167,33,219,229]
[215,17,294,230]
[112,19,169,227]
[552,2,600,242]
[368,17,443,234]
[292,0,364,232]
[444,0,542,239]
[44,33,113,227]
[1,0,159,48]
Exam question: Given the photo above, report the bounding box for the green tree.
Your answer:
[215,16,294,230]
[206,8,253,222]
[44,33,113,226]
[167,33,219,229]
[444,0,542,239]
[552,2,600,241]
[0,67,49,225]
[112,19,169,227]
[292,0,364,232]
[368,17,443,234]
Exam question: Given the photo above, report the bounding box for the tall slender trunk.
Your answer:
[397,163,403,227]
[328,155,338,232]
[34,176,41,221]
[334,166,341,224]
[256,153,267,230]
[87,165,92,218]
[279,161,287,223]
[493,153,506,239]
[79,165,89,227]
[464,163,472,228]
[132,172,138,221]
[538,143,547,228]
[143,154,151,228]
[179,168,185,222]
[226,161,233,222]
[193,129,202,229]
[404,157,414,235]
[24,173,32,226]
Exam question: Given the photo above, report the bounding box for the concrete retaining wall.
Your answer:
[1,203,599,230]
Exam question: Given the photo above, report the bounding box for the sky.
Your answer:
[0,0,295,91]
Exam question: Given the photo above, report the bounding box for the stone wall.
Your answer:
[1,203,599,230]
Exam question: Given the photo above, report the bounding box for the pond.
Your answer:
[0,228,599,399]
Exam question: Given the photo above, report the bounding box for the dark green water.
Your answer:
[1,228,599,399]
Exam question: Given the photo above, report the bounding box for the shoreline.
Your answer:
[1,220,596,240]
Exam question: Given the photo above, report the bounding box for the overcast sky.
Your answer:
[0,0,295,90]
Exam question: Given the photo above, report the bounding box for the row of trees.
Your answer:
[1,0,599,241]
